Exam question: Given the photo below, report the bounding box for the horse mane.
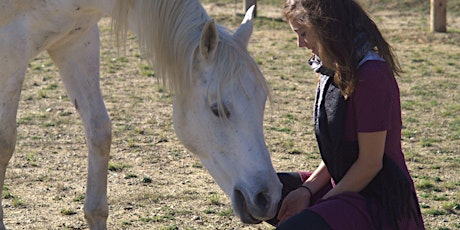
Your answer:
[112,0,271,101]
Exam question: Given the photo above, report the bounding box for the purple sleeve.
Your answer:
[352,61,395,132]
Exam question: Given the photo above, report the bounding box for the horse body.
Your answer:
[0,0,281,229]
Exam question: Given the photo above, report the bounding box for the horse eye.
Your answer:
[210,104,230,118]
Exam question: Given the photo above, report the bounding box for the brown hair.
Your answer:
[283,0,402,97]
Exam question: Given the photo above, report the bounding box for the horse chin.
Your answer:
[233,190,264,224]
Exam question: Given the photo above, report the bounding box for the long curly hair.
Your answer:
[283,0,402,97]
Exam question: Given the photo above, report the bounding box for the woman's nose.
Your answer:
[298,37,309,49]
[297,37,306,48]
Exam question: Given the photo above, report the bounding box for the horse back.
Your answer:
[0,0,102,56]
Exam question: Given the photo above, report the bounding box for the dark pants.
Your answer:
[267,172,332,230]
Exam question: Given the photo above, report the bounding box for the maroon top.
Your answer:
[344,60,410,178]
[306,60,425,229]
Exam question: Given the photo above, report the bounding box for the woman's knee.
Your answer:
[276,210,332,230]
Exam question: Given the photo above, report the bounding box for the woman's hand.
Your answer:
[277,187,311,224]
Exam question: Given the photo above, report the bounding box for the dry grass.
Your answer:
[3,1,459,230]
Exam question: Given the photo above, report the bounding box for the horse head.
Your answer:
[172,6,282,223]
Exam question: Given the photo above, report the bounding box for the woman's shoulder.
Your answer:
[356,51,392,75]
[353,55,397,100]
[356,58,394,86]
[358,60,392,76]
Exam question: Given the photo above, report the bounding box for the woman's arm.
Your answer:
[278,160,331,223]
[323,131,386,199]
[302,160,331,194]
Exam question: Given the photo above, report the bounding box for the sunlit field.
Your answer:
[3,0,459,229]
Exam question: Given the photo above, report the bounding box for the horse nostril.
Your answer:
[234,188,272,211]
[234,189,244,201]
[254,191,270,209]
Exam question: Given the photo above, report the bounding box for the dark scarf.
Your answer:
[309,49,422,229]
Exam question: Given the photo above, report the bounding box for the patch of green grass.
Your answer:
[192,163,203,168]
[45,83,58,90]
[60,208,77,216]
[162,225,179,230]
[425,209,447,216]
[283,113,297,122]
[401,100,418,110]
[58,111,73,117]
[449,118,460,140]
[404,150,417,162]
[141,177,152,183]
[183,190,199,196]
[218,208,234,217]
[437,228,450,230]
[11,198,25,207]
[124,174,138,179]
[420,137,441,147]
[203,209,216,214]
[288,149,303,155]
[416,180,436,190]
[2,187,14,199]
[412,87,437,98]
[402,129,417,139]
[140,213,175,223]
[26,153,38,167]
[140,65,155,77]
[18,114,35,124]
[73,195,85,202]
[42,121,56,128]
[441,201,460,213]
[267,126,292,133]
[108,162,131,172]
[208,194,222,205]
[433,194,449,201]
[444,182,460,190]
[455,223,460,230]
[282,138,294,150]
[127,137,140,148]
[117,56,129,63]
[37,89,48,98]
[30,136,41,140]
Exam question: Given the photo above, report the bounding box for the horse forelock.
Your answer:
[213,32,271,104]
[112,0,270,103]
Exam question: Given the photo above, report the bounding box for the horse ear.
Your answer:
[200,19,218,61]
[234,5,255,49]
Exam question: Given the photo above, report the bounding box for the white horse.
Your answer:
[0,0,282,229]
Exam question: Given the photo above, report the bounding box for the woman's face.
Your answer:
[289,20,334,69]
[289,20,320,55]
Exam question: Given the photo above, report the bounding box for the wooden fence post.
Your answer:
[430,0,447,32]
[244,0,257,17]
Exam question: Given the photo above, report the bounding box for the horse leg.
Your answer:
[0,79,23,230]
[0,71,27,230]
[48,25,110,230]
[0,21,30,230]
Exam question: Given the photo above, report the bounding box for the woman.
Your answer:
[270,0,425,229]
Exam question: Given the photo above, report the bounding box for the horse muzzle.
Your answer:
[232,185,281,224]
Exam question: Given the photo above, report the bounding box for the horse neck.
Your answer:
[111,0,211,93]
